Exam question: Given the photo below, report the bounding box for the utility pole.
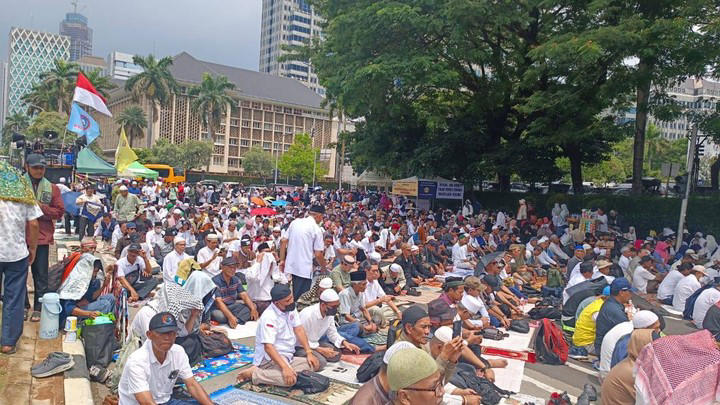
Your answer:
[676,124,699,251]
[273,149,279,184]
[311,126,317,188]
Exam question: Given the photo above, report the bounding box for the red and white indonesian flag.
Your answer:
[72,72,112,117]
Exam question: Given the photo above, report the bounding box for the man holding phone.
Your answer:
[116,243,155,302]
[197,233,223,277]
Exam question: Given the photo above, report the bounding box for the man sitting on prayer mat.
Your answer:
[362,260,402,327]
[337,270,382,353]
[235,284,324,387]
[298,288,361,362]
[211,256,258,327]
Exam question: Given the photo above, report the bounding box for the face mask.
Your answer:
[282,302,296,313]
[325,306,338,317]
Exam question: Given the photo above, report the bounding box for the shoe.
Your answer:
[568,346,588,360]
[582,383,597,401]
[31,352,72,372]
[406,288,421,296]
[31,353,75,378]
[89,365,111,383]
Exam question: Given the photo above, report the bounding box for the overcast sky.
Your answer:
[0,0,262,70]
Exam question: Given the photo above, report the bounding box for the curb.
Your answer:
[63,338,94,405]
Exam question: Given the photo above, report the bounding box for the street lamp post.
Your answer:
[274,149,279,184]
[676,124,699,251]
[311,126,317,188]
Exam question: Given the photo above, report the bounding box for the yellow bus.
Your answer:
[143,164,186,184]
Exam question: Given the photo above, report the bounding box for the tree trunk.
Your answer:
[632,59,652,194]
[147,101,154,149]
[711,157,720,190]
[203,117,212,180]
[498,173,511,192]
[568,150,584,194]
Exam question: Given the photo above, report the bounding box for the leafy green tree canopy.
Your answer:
[279,133,327,183]
[242,147,274,180]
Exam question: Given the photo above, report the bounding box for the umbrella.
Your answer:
[251,196,266,206]
[62,191,82,215]
[251,207,277,216]
[264,196,275,201]
[271,199,289,207]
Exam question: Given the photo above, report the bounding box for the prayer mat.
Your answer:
[192,343,254,382]
[485,356,525,393]
[340,353,370,366]
[238,378,359,405]
[215,321,259,340]
[396,287,442,305]
[661,304,683,316]
[420,279,444,288]
[210,385,288,405]
[318,360,361,386]
[633,293,670,316]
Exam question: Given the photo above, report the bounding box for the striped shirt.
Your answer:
[212,274,245,305]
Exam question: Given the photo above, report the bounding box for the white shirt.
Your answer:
[452,243,470,267]
[596,214,608,232]
[298,303,345,349]
[0,200,43,262]
[162,250,191,283]
[549,242,570,261]
[253,303,301,365]
[538,251,557,267]
[145,229,163,249]
[360,237,376,256]
[111,227,124,249]
[362,279,386,304]
[243,253,276,301]
[693,287,720,328]
[656,270,684,300]
[632,266,656,294]
[598,321,633,379]
[196,246,222,277]
[592,270,615,285]
[672,275,702,312]
[118,339,193,405]
[285,216,324,279]
[116,256,146,278]
[618,255,631,275]
[563,272,589,304]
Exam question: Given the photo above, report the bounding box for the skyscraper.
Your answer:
[59,8,92,61]
[107,52,143,80]
[259,0,325,96]
[6,28,70,116]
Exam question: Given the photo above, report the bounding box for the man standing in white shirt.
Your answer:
[235,285,322,387]
[281,205,326,299]
[657,262,693,305]
[298,289,360,363]
[162,237,191,284]
[196,233,222,277]
[672,265,707,312]
[118,312,213,405]
[632,256,665,294]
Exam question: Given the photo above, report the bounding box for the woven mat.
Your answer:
[396,286,442,305]
[192,343,254,382]
[210,385,288,405]
[238,378,358,405]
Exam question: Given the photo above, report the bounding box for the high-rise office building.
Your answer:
[6,28,70,116]
[259,0,325,96]
[107,51,143,80]
[0,61,8,128]
[59,11,92,61]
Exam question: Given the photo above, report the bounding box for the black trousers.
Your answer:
[78,216,94,241]
[63,213,73,234]
[25,245,49,311]
[292,274,312,300]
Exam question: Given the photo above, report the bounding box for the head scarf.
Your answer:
[654,241,669,263]
[704,235,718,259]
[601,329,655,405]
[148,282,204,334]
[635,329,720,405]
[0,160,36,205]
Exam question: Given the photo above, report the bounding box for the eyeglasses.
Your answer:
[402,380,443,396]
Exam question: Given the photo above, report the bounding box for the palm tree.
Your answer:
[124,55,178,148]
[115,105,148,147]
[189,73,235,172]
[84,68,117,99]
[21,82,55,115]
[38,59,79,114]
[644,124,669,172]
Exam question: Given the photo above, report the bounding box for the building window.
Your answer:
[242,120,250,127]
[290,15,311,24]
[264,123,272,130]
[287,63,309,73]
[284,144,290,151]
[212,156,223,165]
[263,142,271,150]
[290,25,311,34]
[253,122,261,129]
[229,138,238,146]
[240,139,250,147]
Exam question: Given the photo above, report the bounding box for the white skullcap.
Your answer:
[633,310,659,329]
[461,294,482,315]
[318,277,333,289]
[368,252,382,263]
[119,185,128,191]
[320,289,340,303]
[583,243,592,250]
[173,209,182,214]
[410,245,419,252]
[433,326,453,344]
[383,341,415,365]
[206,233,219,240]
[173,236,186,245]
[390,263,402,273]
[538,236,549,244]
[59,177,66,183]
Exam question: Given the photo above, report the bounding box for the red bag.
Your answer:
[534,318,568,365]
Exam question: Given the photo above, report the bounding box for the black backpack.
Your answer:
[509,319,530,334]
[356,350,385,383]
[451,369,513,405]
[528,306,561,320]
[292,370,330,394]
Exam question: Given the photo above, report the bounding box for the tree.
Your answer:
[26,111,74,146]
[124,55,178,148]
[115,105,147,147]
[2,113,30,140]
[21,82,55,115]
[242,146,274,181]
[37,59,79,114]
[133,139,212,174]
[279,133,327,183]
[189,72,235,175]
[556,1,720,193]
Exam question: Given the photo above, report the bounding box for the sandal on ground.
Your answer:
[30,311,41,322]
[1,346,16,355]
